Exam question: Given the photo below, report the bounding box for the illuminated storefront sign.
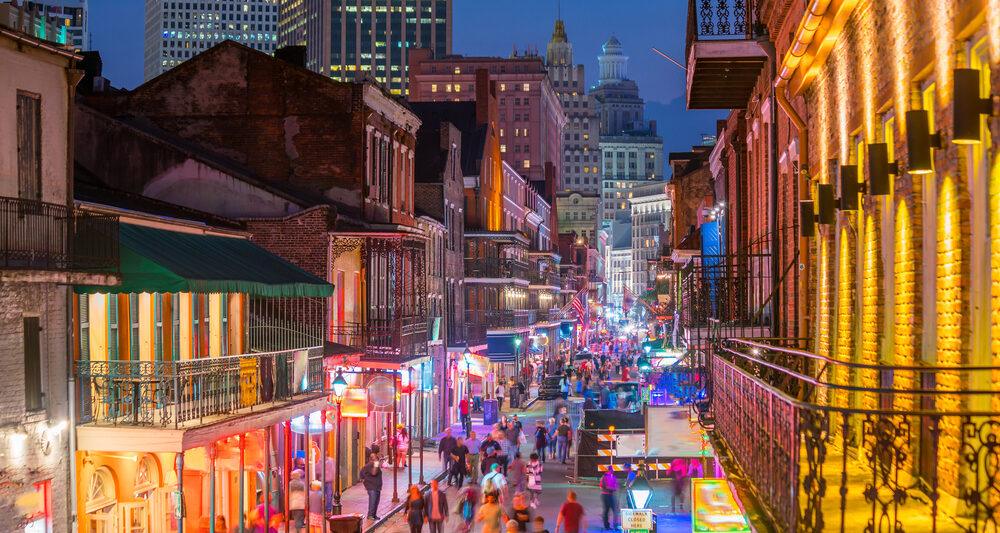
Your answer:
[691,479,750,533]
[341,386,368,418]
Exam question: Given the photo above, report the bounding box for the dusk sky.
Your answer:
[88,0,725,165]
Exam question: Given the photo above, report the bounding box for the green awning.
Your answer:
[76,223,333,297]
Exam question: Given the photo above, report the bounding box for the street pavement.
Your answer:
[369,393,695,533]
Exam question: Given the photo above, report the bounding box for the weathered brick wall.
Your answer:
[0,283,69,533]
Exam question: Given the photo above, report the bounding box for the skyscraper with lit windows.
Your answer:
[278,0,451,95]
[143,0,279,82]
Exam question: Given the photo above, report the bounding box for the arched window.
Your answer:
[86,467,117,532]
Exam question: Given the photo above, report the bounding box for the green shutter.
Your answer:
[154,293,163,361]
[129,293,139,360]
[108,296,119,360]
[171,294,180,360]
[79,296,90,361]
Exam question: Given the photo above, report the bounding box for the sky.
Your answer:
[88,0,724,159]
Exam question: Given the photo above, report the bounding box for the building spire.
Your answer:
[552,19,567,42]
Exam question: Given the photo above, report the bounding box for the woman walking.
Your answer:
[546,418,557,461]
[404,485,427,533]
[456,485,480,533]
[396,427,410,469]
[525,453,543,509]
[476,493,508,533]
[533,421,548,463]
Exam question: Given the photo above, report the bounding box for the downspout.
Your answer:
[756,37,780,338]
[774,0,834,348]
[66,63,85,533]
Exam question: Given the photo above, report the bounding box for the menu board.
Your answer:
[691,479,750,533]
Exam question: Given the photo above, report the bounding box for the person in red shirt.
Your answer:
[555,491,586,533]
[459,397,471,437]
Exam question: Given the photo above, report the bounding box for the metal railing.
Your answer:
[680,252,775,349]
[464,258,528,280]
[76,347,324,428]
[465,309,532,330]
[328,316,428,362]
[706,338,1000,532]
[527,270,560,287]
[685,0,755,59]
[0,197,119,272]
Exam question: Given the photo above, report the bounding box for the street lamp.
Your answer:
[331,370,348,514]
[463,348,472,437]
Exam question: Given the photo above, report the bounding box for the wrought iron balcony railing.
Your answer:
[0,196,119,272]
[465,309,531,330]
[703,338,1000,532]
[76,347,324,428]
[527,270,560,287]
[328,316,428,362]
[464,258,528,280]
[685,0,755,58]
[448,320,488,348]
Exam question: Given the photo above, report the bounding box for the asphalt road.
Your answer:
[370,398,694,533]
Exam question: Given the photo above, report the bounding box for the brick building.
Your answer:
[407,48,566,192]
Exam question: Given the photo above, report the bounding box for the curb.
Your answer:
[362,470,449,533]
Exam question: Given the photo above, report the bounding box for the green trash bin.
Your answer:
[327,514,362,533]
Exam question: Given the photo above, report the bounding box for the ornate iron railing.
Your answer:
[328,316,428,362]
[685,0,755,59]
[465,309,532,330]
[76,347,324,428]
[527,269,560,287]
[0,196,119,272]
[464,258,528,280]
[707,338,1000,532]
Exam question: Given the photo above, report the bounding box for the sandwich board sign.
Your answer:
[620,508,653,533]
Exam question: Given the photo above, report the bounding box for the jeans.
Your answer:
[601,493,617,528]
[535,445,546,462]
[367,488,381,517]
[291,509,306,532]
[468,454,480,483]
[548,437,557,459]
[429,520,444,533]
[461,414,471,435]
[443,455,455,479]
[324,482,334,513]
[557,436,568,462]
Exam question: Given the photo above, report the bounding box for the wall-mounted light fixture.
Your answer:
[905,109,941,174]
[953,68,995,144]
[866,143,896,196]
[817,184,835,225]
[799,200,815,237]
[839,164,859,210]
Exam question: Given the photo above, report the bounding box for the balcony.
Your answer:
[685,0,767,109]
[0,196,119,281]
[464,258,528,280]
[76,347,324,428]
[329,316,428,364]
[448,320,488,348]
[466,309,532,331]
[527,269,560,287]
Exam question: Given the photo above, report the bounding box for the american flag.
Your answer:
[572,292,586,323]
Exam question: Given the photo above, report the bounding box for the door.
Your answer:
[119,502,149,533]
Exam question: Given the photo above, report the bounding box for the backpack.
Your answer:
[483,473,498,494]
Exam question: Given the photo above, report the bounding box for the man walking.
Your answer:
[599,469,619,530]
[439,428,457,485]
[360,453,383,520]
[466,431,483,484]
[555,491,586,533]
[425,479,449,533]
[459,396,472,436]
[556,418,572,464]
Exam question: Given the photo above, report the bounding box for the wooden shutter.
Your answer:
[16,92,42,201]
[23,317,42,411]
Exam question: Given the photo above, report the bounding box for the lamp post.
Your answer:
[627,467,653,510]
[463,348,472,436]
[514,337,522,400]
[331,371,348,515]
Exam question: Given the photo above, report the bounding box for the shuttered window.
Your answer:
[171,294,180,360]
[154,293,163,361]
[79,296,90,361]
[129,293,139,360]
[23,317,42,411]
[108,296,119,359]
[220,293,228,356]
[16,91,42,201]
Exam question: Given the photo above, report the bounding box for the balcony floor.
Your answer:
[686,39,767,110]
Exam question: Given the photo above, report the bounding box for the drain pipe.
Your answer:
[774,0,834,348]
[756,36,780,338]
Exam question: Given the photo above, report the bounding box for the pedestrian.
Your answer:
[459,396,471,436]
[439,428,457,483]
[671,459,689,512]
[476,493,508,533]
[496,384,505,411]
[599,469,619,530]
[450,436,470,488]
[546,418,558,461]
[307,480,323,533]
[288,470,306,533]
[424,479,449,533]
[533,421,548,462]
[532,516,550,533]
[507,451,526,493]
[314,452,336,513]
[482,463,508,503]
[560,378,569,400]
[512,414,523,434]
[556,418,572,463]
[505,421,521,457]
[555,491,586,533]
[512,491,531,532]
[404,485,427,533]
[396,427,410,469]
[360,453,383,520]
[466,431,483,484]
[457,486,480,533]
[525,453,543,509]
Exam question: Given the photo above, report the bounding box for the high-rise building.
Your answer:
[12,0,86,49]
[590,35,648,136]
[600,134,664,222]
[629,180,670,293]
[408,49,565,190]
[546,18,601,194]
[143,0,278,82]
[279,0,451,95]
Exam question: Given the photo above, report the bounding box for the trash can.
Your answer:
[483,399,498,426]
[327,514,362,533]
[509,392,520,410]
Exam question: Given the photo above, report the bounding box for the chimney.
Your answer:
[545,162,559,238]
[475,68,496,127]
[78,51,107,93]
[275,45,307,68]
